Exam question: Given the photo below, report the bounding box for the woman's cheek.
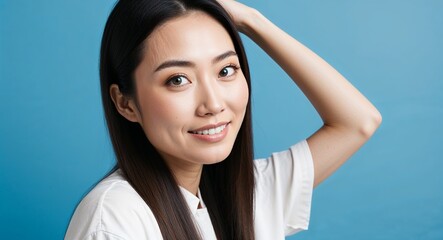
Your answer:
[232,78,249,112]
[143,93,190,128]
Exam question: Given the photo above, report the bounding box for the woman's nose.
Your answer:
[196,81,225,117]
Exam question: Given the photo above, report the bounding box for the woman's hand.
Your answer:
[216,0,257,34]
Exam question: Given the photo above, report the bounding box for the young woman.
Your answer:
[65,0,382,239]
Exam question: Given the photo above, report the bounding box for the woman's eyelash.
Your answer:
[219,64,240,78]
[165,74,190,87]
[226,64,240,70]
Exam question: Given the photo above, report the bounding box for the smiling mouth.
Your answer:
[188,123,229,135]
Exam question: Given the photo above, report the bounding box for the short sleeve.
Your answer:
[254,140,314,238]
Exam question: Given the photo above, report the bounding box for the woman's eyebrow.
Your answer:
[154,50,237,72]
[212,50,237,64]
[154,60,193,72]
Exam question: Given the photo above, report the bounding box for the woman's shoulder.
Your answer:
[86,169,143,205]
[65,169,163,240]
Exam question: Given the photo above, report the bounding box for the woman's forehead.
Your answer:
[142,11,236,67]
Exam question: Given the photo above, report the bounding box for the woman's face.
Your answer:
[133,11,249,171]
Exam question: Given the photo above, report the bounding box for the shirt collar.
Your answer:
[179,186,205,214]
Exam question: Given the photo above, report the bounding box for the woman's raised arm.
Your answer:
[218,0,382,187]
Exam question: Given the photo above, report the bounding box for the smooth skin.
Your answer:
[218,0,382,187]
[110,12,249,195]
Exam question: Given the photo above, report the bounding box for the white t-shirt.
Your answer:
[65,140,314,240]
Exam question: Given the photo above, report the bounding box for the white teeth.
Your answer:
[192,124,226,135]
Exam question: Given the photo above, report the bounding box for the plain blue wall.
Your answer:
[1,0,442,239]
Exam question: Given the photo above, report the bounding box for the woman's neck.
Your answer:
[174,166,203,196]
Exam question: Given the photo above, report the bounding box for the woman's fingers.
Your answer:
[216,0,256,33]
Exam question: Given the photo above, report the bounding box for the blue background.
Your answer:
[1,0,442,239]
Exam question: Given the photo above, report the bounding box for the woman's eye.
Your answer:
[219,65,237,78]
[166,75,190,87]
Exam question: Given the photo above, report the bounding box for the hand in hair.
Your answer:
[216,0,257,34]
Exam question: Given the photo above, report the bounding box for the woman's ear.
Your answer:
[109,84,141,123]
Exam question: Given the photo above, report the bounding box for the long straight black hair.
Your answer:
[100,0,254,239]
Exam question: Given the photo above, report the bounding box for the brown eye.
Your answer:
[166,75,190,87]
[219,66,237,78]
